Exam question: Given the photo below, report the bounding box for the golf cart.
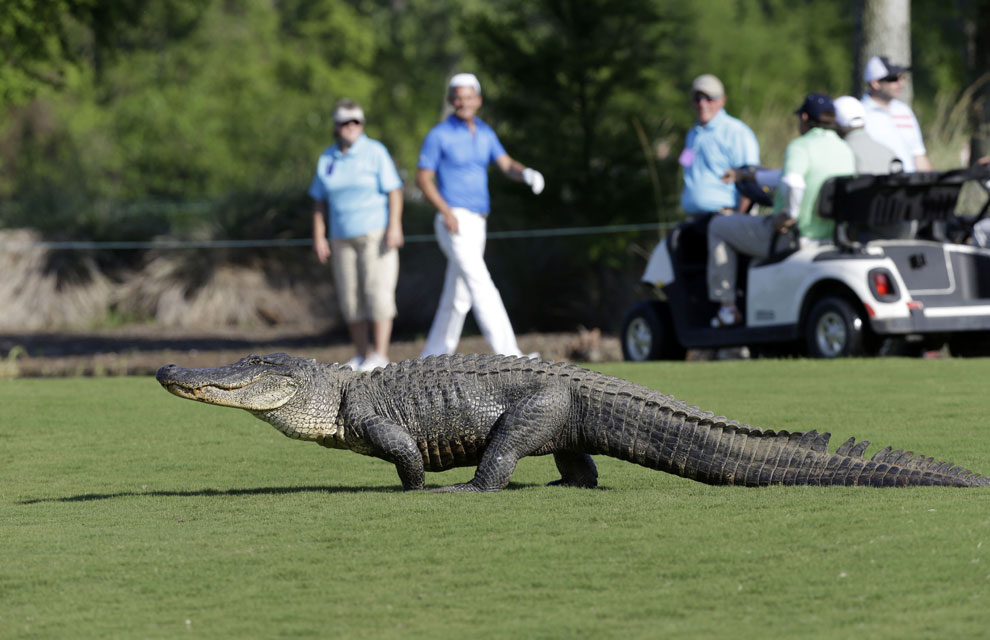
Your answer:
[621,164,990,360]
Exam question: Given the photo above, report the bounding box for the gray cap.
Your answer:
[691,74,724,99]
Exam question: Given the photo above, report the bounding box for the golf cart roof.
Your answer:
[817,164,990,227]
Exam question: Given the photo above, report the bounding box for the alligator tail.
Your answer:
[596,403,989,487]
[692,425,990,487]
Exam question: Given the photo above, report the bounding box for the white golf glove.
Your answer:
[522,167,545,195]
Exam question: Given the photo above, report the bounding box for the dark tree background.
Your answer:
[2,0,988,332]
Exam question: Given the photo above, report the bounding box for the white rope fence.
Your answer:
[0,222,679,250]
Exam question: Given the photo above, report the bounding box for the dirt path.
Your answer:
[0,327,621,377]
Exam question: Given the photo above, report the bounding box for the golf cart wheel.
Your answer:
[621,301,685,361]
[804,296,866,358]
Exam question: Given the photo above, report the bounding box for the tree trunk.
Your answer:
[862,0,913,105]
[962,1,990,164]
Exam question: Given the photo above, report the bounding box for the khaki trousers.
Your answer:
[330,227,398,323]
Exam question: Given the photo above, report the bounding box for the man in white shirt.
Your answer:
[861,55,932,172]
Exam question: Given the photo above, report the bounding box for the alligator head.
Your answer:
[156,353,350,443]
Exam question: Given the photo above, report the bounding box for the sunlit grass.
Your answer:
[1,359,989,638]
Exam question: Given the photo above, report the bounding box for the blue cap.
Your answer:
[795,93,834,121]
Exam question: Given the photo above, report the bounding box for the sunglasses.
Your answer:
[879,75,903,83]
[692,92,716,103]
[338,119,363,127]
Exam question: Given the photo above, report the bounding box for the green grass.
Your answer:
[2,359,989,639]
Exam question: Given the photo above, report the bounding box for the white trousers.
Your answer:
[421,208,522,357]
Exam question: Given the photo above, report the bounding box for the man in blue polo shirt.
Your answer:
[417,72,544,357]
[680,74,760,216]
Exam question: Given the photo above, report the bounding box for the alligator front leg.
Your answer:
[431,386,570,493]
[360,418,426,491]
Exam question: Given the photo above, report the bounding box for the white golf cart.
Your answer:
[621,165,990,359]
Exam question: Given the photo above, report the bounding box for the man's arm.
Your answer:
[495,154,526,180]
[495,154,544,194]
[914,154,933,172]
[416,168,457,233]
[738,194,753,213]
[735,126,761,213]
[905,110,932,172]
[721,165,752,212]
[778,174,805,217]
[385,188,404,249]
[312,200,331,263]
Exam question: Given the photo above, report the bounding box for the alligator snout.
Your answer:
[156,364,182,386]
[156,363,204,400]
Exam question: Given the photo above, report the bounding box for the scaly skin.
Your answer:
[155,353,990,491]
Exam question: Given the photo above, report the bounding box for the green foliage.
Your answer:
[0,0,80,103]
[911,2,971,106]
[2,359,990,637]
[2,0,990,332]
[450,0,693,329]
[1,0,389,241]
[1,0,985,234]
[461,0,691,229]
[2,1,378,205]
[683,0,856,166]
[368,0,484,178]
[84,0,376,199]
[688,0,855,103]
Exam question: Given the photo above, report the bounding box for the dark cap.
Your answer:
[795,93,834,121]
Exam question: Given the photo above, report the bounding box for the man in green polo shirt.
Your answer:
[707,93,855,327]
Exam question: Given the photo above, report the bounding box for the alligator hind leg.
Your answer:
[431,385,570,493]
[548,452,598,488]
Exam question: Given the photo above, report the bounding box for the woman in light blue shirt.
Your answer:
[309,100,403,371]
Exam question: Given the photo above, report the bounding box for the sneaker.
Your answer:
[710,305,742,328]
[360,352,390,371]
[343,355,364,371]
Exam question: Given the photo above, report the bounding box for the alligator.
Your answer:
[155,353,989,491]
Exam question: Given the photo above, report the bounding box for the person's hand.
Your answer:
[313,236,331,264]
[442,209,459,234]
[385,225,404,250]
[522,167,545,195]
[721,168,738,183]
[771,210,795,233]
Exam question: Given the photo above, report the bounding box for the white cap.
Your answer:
[691,74,724,99]
[333,105,365,124]
[449,73,482,94]
[833,96,866,128]
[863,55,910,83]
